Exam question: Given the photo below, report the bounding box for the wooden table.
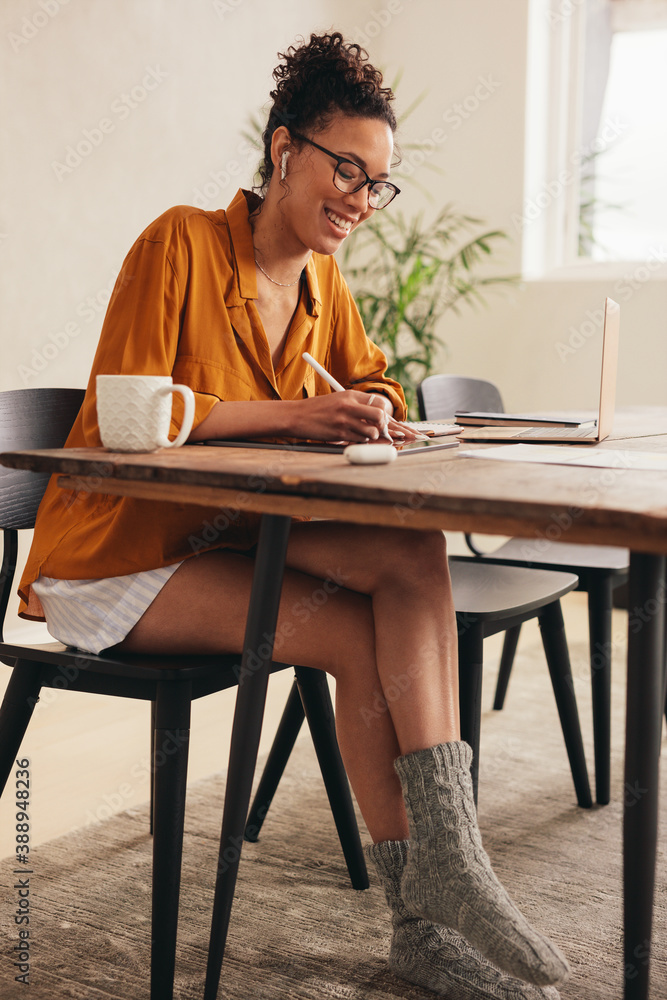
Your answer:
[2,415,666,1000]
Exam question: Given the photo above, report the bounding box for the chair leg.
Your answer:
[150,681,192,1000]
[538,601,593,808]
[457,619,484,808]
[244,678,305,842]
[663,604,667,730]
[0,662,43,796]
[295,666,369,890]
[492,623,522,710]
[588,577,613,805]
[149,699,156,836]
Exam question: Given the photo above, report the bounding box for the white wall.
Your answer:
[1,0,338,393]
[4,0,664,410]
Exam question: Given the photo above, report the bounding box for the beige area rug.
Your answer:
[1,625,666,1000]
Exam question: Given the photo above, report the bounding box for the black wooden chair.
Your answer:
[418,373,630,804]
[0,387,368,1000]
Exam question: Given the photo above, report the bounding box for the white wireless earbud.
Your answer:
[280,150,289,181]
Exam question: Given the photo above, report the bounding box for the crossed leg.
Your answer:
[116,521,460,842]
[117,521,569,989]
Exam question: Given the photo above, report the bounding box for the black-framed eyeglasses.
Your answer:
[291,131,400,210]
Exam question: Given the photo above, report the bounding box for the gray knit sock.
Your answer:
[394,742,570,987]
[367,840,560,1000]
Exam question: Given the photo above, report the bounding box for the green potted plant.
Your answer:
[341,207,515,415]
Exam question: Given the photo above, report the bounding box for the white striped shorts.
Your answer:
[32,563,184,655]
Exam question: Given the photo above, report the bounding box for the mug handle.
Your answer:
[156,384,196,448]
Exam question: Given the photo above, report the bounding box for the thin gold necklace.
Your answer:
[254,256,303,287]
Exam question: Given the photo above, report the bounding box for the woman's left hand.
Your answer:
[366,394,422,442]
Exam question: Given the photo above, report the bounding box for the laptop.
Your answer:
[457,298,620,445]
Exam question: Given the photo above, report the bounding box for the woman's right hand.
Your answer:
[296,391,392,443]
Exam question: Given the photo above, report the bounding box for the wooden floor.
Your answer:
[0,578,615,860]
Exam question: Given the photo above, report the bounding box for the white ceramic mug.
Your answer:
[96,375,195,452]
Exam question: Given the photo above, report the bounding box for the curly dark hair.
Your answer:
[257,31,397,193]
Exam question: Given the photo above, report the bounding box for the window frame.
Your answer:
[521,0,667,281]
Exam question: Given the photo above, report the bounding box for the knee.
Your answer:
[369,527,448,590]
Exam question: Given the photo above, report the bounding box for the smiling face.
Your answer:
[271,113,395,257]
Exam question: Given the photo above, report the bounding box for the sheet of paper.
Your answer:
[459,444,667,471]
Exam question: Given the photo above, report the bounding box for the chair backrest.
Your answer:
[417,375,505,421]
[0,388,85,642]
[0,388,85,531]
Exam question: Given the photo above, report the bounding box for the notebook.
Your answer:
[402,420,462,437]
[457,298,620,444]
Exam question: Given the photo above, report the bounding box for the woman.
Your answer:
[19,32,567,999]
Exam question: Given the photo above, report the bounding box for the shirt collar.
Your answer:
[225,189,260,301]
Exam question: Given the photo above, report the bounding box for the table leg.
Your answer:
[204,513,292,1000]
[624,552,665,1000]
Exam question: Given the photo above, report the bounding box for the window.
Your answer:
[522,0,667,273]
[581,11,667,259]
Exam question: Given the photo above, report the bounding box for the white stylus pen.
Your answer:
[302,352,346,392]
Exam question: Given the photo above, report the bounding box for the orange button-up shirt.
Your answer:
[19,189,406,621]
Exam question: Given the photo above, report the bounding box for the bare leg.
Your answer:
[116,523,459,842]
[284,522,460,755]
[117,523,568,988]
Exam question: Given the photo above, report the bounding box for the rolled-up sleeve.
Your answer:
[326,265,407,420]
[81,233,219,444]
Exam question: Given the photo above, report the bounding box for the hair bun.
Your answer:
[257,31,396,193]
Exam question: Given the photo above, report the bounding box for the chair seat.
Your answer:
[0,639,292,693]
[449,559,578,621]
[477,538,629,574]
